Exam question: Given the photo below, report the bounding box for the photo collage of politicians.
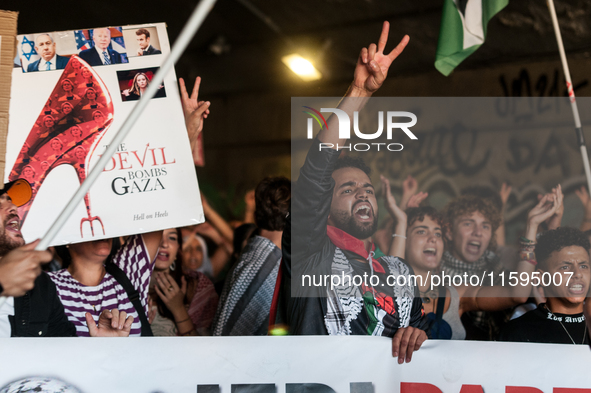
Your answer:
[16,26,166,102]
[7,23,203,244]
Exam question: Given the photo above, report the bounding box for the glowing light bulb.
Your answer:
[282,54,322,81]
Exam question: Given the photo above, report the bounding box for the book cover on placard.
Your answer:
[7,23,203,245]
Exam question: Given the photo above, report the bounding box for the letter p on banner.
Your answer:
[506,388,544,393]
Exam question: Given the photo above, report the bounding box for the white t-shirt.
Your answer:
[0,296,14,337]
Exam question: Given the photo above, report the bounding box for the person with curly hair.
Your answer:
[499,225,590,344]
[440,194,504,340]
[401,190,559,340]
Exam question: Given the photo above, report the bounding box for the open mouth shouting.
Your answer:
[465,240,482,255]
[353,202,374,222]
[157,250,171,262]
[423,247,437,256]
[567,281,587,296]
[5,214,22,237]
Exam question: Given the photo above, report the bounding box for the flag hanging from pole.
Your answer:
[435,0,508,76]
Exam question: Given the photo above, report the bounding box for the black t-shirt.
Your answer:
[499,303,588,345]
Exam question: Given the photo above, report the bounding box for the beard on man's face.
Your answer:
[330,208,378,240]
[0,214,24,257]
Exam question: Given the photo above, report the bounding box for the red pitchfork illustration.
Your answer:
[9,56,114,238]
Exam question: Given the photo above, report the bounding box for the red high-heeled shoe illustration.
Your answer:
[9,55,114,238]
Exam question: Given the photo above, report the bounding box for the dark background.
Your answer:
[4,0,591,221]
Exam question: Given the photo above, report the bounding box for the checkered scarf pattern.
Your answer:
[441,249,505,336]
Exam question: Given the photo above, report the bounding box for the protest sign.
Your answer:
[0,10,18,184]
[7,23,203,245]
[0,337,589,393]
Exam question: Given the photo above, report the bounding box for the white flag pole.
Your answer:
[547,0,591,193]
[32,0,217,252]
[0,0,218,308]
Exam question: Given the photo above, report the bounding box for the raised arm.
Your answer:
[380,175,407,258]
[179,76,210,163]
[317,22,409,147]
[201,196,234,244]
[291,23,410,264]
[495,182,511,247]
[399,175,418,211]
[575,186,591,231]
[458,186,563,313]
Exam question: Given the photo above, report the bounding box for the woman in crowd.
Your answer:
[49,233,162,336]
[149,228,219,336]
[382,176,563,339]
[181,196,234,281]
[46,76,211,337]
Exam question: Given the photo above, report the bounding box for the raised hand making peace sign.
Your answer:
[351,21,409,96]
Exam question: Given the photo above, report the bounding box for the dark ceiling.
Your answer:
[3,0,591,97]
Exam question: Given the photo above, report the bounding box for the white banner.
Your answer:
[7,23,202,245]
[0,337,590,393]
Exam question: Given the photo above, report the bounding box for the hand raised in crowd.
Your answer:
[541,186,564,230]
[499,182,512,206]
[525,185,562,240]
[381,175,406,224]
[86,309,133,337]
[405,191,429,210]
[154,271,187,317]
[0,240,52,297]
[381,175,407,258]
[245,190,256,212]
[351,21,409,96]
[574,186,591,231]
[179,76,210,161]
[392,326,428,364]
[399,175,418,211]
[201,194,212,216]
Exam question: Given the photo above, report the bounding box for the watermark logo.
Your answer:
[303,106,417,151]
[304,107,417,140]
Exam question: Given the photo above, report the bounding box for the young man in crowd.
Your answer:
[499,226,589,344]
[441,195,508,340]
[0,181,131,337]
[213,176,290,336]
[281,22,428,365]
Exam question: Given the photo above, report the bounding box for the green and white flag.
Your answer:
[435,0,508,76]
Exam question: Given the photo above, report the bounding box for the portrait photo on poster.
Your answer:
[117,67,167,102]
[122,26,162,57]
[73,27,129,66]
[18,31,77,73]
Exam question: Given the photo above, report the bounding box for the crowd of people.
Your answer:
[1,22,590,364]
